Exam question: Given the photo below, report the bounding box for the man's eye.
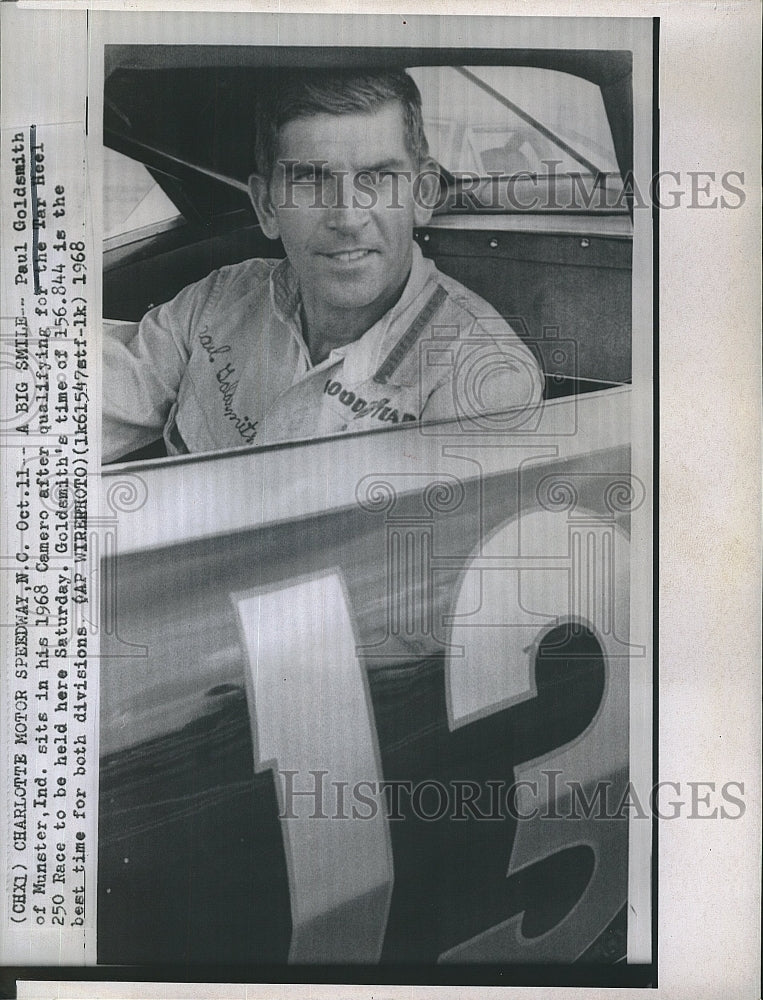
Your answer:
[357,170,398,186]
[291,169,319,183]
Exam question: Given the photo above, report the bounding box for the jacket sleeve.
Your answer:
[102,272,219,464]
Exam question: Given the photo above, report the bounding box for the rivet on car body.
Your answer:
[489,238,499,249]
[580,238,590,248]
[422,233,430,242]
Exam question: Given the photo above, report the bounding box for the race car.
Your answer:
[97,34,652,981]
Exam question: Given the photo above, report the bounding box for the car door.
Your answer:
[97,384,637,966]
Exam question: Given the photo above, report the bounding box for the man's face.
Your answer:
[249,102,437,326]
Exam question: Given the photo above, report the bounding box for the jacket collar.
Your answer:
[269,243,441,386]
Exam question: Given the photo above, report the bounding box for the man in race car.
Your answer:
[102,69,543,463]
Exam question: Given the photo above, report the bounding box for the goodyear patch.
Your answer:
[323,379,418,425]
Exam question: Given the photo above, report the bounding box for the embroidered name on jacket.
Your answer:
[197,329,259,443]
[215,361,258,443]
[323,378,418,424]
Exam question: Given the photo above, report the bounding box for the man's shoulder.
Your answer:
[141,257,282,348]
[170,256,277,303]
[203,256,280,297]
[160,256,280,329]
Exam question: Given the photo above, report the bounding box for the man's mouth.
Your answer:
[320,249,376,263]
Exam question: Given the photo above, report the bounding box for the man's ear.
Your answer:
[248,173,280,240]
[413,158,441,226]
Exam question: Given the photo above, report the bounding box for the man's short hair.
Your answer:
[254,69,430,180]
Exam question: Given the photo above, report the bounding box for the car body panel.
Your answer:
[99,392,635,964]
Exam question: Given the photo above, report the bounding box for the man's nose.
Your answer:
[324,174,370,231]
[325,202,370,233]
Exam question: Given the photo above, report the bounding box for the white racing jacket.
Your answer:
[103,244,543,463]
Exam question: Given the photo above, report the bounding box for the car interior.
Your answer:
[103,45,633,466]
